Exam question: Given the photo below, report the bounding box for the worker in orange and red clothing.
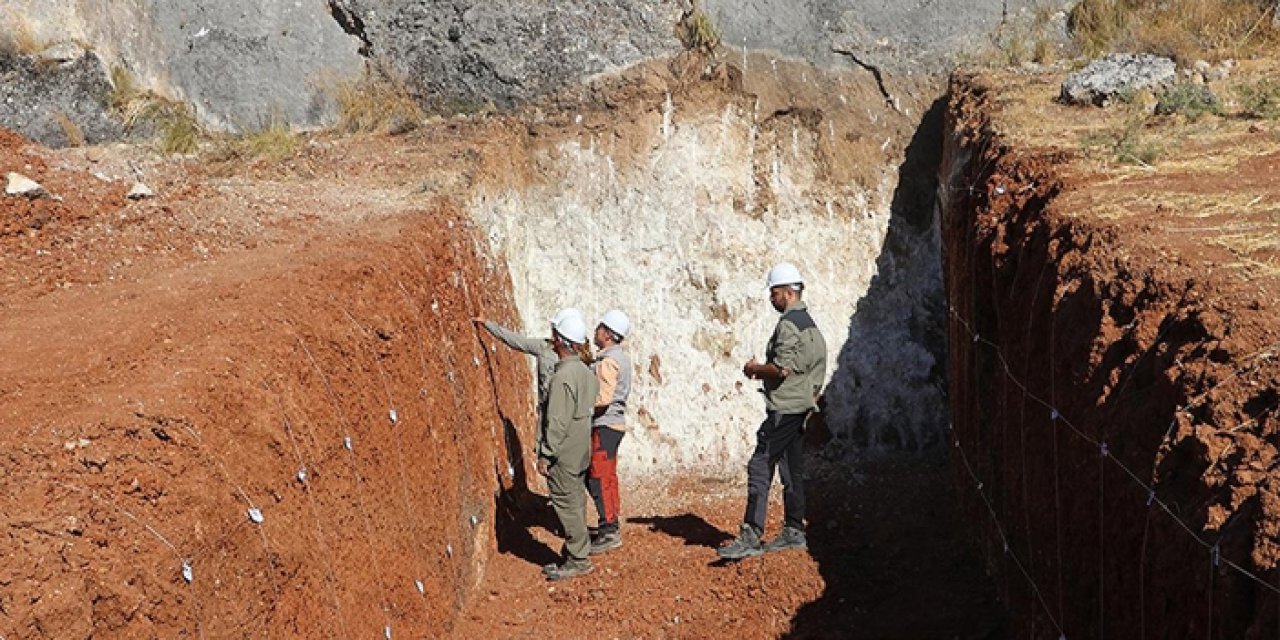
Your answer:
[587,309,632,555]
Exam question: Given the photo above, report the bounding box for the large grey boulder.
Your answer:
[0,0,365,132]
[328,0,685,109]
[702,0,1076,73]
[0,52,125,147]
[1061,53,1177,106]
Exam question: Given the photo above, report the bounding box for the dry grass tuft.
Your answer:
[1236,77,1280,118]
[1081,113,1165,165]
[204,116,300,169]
[0,14,43,57]
[678,7,720,52]
[51,111,84,147]
[329,73,424,134]
[107,65,202,155]
[1071,0,1280,61]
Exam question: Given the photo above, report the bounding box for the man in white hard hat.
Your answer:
[538,313,599,581]
[588,309,632,555]
[718,262,827,560]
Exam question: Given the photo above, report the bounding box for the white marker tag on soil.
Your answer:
[248,508,264,524]
[385,625,392,639]
[415,579,425,594]
[297,467,308,483]
[446,544,454,558]
[389,408,398,425]
[470,514,478,527]
[343,436,353,451]
[181,561,194,584]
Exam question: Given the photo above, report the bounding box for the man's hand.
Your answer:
[744,358,788,381]
[536,458,551,476]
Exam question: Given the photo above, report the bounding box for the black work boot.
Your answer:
[762,526,807,553]
[544,558,594,581]
[717,523,764,560]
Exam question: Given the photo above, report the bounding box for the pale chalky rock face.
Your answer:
[469,65,947,476]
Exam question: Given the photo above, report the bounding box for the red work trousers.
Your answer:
[588,427,624,533]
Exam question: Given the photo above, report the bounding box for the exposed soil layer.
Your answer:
[942,66,1280,639]
[0,130,537,638]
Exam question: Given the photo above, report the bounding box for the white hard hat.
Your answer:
[549,307,583,326]
[766,262,804,289]
[553,314,589,345]
[600,309,630,338]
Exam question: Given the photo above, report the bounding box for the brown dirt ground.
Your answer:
[0,54,1004,638]
[944,61,1280,638]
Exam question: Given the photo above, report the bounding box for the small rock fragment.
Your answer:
[126,182,154,200]
[6,172,46,198]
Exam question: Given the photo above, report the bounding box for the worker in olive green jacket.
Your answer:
[719,262,827,560]
[537,313,600,581]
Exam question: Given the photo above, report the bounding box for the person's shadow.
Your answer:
[492,415,565,568]
[629,513,735,548]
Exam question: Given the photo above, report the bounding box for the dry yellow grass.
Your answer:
[106,66,202,155]
[1071,0,1280,61]
[0,12,42,56]
[203,116,300,173]
[327,74,423,134]
[51,111,84,147]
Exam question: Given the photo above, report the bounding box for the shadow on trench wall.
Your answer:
[786,98,1006,638]
[821,97,950,454]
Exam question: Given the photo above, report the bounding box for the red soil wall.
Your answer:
[942,73,1280,639]
[0,131,536,638]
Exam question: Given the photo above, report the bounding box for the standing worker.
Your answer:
[588,310,632,555]
[718,262,827,560]
[538,313,600,581]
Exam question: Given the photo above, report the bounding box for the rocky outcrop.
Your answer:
[703,0,1076,74]
[1061,53,1177,106]
[328,0,686,109]
[1,0,365,132]
[0,52,125,147]
[1,0,1082,136]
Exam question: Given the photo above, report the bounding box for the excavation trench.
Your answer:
[942,69,1280,638]
[0,56,1008,638]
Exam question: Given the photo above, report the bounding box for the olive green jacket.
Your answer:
[482,321,556,407]
[538,356,598,474]
[763,301,827,414]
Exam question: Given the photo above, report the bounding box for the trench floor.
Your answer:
[459,450,1006,639]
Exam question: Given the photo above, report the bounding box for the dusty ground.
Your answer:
[944,61,1280,638]
[460,452,1004,640]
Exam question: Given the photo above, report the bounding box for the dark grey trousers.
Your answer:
[744,411,807,532]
